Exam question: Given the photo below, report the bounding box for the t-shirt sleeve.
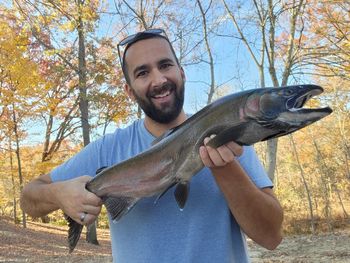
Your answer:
[237,145,273,188]
[49,135,111,183]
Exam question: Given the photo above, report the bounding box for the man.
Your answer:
[20,29,283,263]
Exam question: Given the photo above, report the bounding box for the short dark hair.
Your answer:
[121,33,180,84]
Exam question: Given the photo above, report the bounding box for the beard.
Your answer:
[131,81,185,124]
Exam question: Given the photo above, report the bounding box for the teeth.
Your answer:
[153,90,171,98]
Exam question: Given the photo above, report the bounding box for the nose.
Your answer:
[151,69,167,87]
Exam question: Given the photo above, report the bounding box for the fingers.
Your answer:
[74,202,101,225]
[75,189,102,225]
[200,145,215,167]
[200,135,243,168]
[85,191,103,207]
[55,176,103,225]
[82,203,102,216]
[225,141,244,157]
[78,212,98,226]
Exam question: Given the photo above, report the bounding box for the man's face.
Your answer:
[124,37,185,123]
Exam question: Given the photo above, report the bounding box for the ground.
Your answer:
[1,216,349,263]
[249,229,350,263]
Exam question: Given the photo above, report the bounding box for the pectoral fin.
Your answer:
[103,196,139,222]
[174,182,190,210]
[206,123,250,148]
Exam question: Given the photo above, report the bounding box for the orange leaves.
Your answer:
[303,1,350,80]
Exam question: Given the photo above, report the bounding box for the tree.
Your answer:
[0,10,44,227]
[196,0,216,104]
[301,1,350,81]
[12,0,113,244]
[221,0,308,181]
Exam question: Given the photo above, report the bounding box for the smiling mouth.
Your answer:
[150,84,175,101]
[152,90,172,99]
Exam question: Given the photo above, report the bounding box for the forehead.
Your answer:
[124,37,176,68]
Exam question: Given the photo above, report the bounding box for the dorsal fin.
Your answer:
[151,122,185,145]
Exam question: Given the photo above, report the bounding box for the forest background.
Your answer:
[0,0,349,247]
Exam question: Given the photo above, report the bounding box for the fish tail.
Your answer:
[64,214,84,253]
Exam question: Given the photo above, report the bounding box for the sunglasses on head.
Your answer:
[117,28,169,66]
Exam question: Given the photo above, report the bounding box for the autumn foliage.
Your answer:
[0,0,349,236]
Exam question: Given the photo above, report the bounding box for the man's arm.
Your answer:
[20,174,102,225]
[200,136,283,250]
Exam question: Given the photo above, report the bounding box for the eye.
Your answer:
[160,63,172,70]
[136,70,148,78]
[284,89,294,96]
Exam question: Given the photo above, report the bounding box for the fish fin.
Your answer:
[154,182,176,205]
[261,130,289,141]
[64,214,83,253]
[174,182,189,210]
[151,129,174,145]
[206,123,249,148]
[151,121,186,145]
[103,196,139,222]
[95,166,108,175]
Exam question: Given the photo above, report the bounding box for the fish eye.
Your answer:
[284,89,294,96]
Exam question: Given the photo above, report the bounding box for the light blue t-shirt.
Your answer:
[50,119,272,263]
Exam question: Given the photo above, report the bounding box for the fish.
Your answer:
[66,84,332,252]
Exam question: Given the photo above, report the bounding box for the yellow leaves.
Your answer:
[0,20,44,108]
[94,74,106,85]
[33,160,60,176]
[59,20,77,32]
[43,49,59,57]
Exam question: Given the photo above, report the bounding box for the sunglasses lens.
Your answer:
[119,29,166,47]
[119,34,137,46]
[118,29,168,66]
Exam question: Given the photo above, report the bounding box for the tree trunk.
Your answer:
[197,0,216,105]
[77,15,90,147]
[77,1,97,245]
[311,136,333,232]
[290,135,315,234]
[11,106,26,228]
[265,0,305,181]
[9,139,18,224]
[266,138,278,181]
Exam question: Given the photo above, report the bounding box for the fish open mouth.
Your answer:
[276,85,332,128]
[286,85,332,114]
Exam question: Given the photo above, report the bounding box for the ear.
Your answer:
[180,66,186,82]
[124,83,135,101]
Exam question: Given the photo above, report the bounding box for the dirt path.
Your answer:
[1,216,349,262]
[248,228,350,263]
[0,216,112,262]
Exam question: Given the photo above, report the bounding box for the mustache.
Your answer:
[148,83,175,97]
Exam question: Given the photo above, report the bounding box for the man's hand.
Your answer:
[199,134,283,250]
[199,134,243,168]
[52,176,103,225]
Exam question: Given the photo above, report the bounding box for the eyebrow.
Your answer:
[158,58,175,65]
[133,64,148,77]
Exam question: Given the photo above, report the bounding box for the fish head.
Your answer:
[244,84,332,135]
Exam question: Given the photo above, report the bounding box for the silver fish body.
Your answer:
[67,84,332,252]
